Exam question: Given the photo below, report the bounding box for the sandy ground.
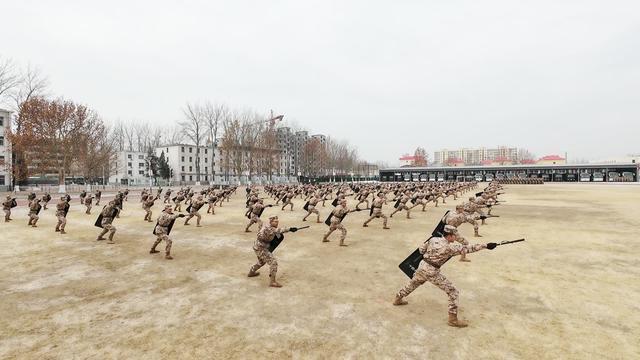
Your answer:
[0,184,639,359]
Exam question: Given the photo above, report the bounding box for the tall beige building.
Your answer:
[434,146,520,166]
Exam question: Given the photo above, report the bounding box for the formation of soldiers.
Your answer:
[3,179,514,327]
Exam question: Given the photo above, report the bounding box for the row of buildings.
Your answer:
[109,129,332,186]
[399,146,568,167]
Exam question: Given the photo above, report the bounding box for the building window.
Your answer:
[189,166,192,172]
[204,158,207,163]
[205,149,208,154]
[181,146,185,152]
[189,156,193,163]
[189,147,193,153]
[128,170,132,175]
[181,175,185,181]
[181,156,185,162]
[205,167,208,172]
[0,136,4,146]
[189,175,193,181]
[181,166,185,171]
[139,170,144,175]
[0,155,4,162]
[0,116,3,126]
[205,175,208,181]
[139,155,144,159]
[128,162,132,167]
[128,154,132,159]
[138,162,144,167]
[0,175,4,184]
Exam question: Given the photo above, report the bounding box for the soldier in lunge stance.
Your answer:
[363,192,390,229]
[393,225,493,327]
[150,205,185,260]
[247,215,299,288]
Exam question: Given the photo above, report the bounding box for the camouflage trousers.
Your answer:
[364,210,388,227]
[174,201,182,211]
[100,220,116,236]
[325,221,347,241]
[152,230,172,254]
[281,200,293,210]
[144,207,152,221]
[185,210,201,224]
[303,206,319,220]
[246,215,262,230]
[397,263,460,315]
[28,213,39,225]
[464,214,479,231]
[85,204,92,214]
[4,209,10,220]
[391,204,411,218]
[356,199,369,209]
[56,215,67,230]
[250,248,278,277]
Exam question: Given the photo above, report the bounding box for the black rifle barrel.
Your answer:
[498,239,525,246]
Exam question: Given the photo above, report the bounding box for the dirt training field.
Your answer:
[1,184,639,359]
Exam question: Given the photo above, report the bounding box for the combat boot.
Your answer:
[322,235,330,242]
[60,229,66,234]
[269,275,282,288]
[474,229,482,237]
[247,270,260,277]
[448,313,468,328]
[393,296,408,306]
[165,252,173,260]
[107,233,115,244]
[55,226,60,232]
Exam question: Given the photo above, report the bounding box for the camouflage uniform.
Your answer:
[302,196,321,222]
[94,190,102,206]
[151,211,181,259]
[248,224,289,278]
[97,203,117,243]
[446,209,479,235]
[245,202,265,231]
[84,196,93,214]
[363,197,389,228]
[143,196,157,222]
[28,199,41,227]
[323,205,351,245]
[174,194,185,212]
[2,196,12,222]
[184,197,205,226]
[390,193,412,219]
[55,199,68,233]
[396,236,485,315]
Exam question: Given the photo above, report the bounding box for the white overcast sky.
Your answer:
[2,0,639,164]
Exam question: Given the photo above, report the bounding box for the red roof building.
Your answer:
[537,154,567,165]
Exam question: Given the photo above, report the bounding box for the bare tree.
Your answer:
[180,102,206,183]
[0,56,19,103]
[202,102,227,182]
[11,65,49,114]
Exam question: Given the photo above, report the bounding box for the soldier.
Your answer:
[280,189,295,211]
[42,192,52,210]
[206,191,219,214]
[150,205,186,260]
[245,199,272,232]
[363,192,390,229]
[143,193,158,222]
[184,195,205,227]
[28,198,42,227]
[123,188,130,201]
[55,196,70,234]
[79,190,87,204]
[302,194,322,223]
[164,189,172,204]
[393,225,493,327]
[3,195,15,222]
[447,204,482,238]
[84,194,93,215]
[96,200,118,244]
[355,188,370,210]
[323,199,361,246]
[390,191,412,219]
[173,192,185,212]
[94,189,102,206]
[247,215,297,287]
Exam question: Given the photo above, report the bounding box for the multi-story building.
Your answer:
[0,108,12,190]
[434,146,521,166]
[293,130,309,176]
[155,144,212,185]
[109,151,149,185]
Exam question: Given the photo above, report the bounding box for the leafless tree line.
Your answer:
[1,55,117,186]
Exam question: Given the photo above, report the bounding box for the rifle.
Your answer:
[269,226,311,252]
[487,239,525,249]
